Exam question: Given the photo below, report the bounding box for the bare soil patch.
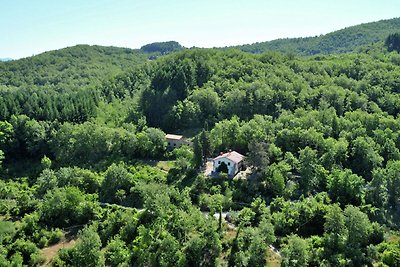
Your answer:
[41,229,80,266]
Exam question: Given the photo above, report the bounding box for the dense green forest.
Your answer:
[140,41,184,55]
[0,45,147,122]
[1,32,400,266]
[236,17,400,55]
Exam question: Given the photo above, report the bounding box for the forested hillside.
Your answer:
[237,17,400,55]
[140,41,184,54]
[0,45,147,122]
[0,45,146,88]
[1,35,400,266]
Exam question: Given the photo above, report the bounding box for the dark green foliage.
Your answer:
[100,163,135,204]
[238,17,400,55]
[246,140,270,171]
[40,187,100,227]
[105,235,130,266]
[0,45,146,89]
[140,41,183,54]
[55,226,104,267]
[0,86,99,122]
[281,235,309,267]
[217,162,228,173]
[0,45,147,123]
[385,33,400,52]
[50,122,166,165]
[2,29,400,266]
[327,169,365,206]
[36,167,103,196]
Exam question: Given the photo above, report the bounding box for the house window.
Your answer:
[218,161,221,164]
[227,162,230,166]
[174,143,176,146]
[168,142,171,145]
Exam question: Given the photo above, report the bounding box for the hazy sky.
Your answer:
[1,0,399,59]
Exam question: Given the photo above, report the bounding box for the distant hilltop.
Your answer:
[235,17,400,55]
[2,17,400,63]
[140,41,184,54]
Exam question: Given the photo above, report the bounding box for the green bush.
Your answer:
[30,252,46,266]
[48,228,64,245]
[37,236,48,248]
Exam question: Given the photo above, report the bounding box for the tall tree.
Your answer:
[246,140,270,171]
[385,33,400,53]
[200,129,211,161]
[323,204,347,265]
[193,136,203,168]
[281,235,309,267]
[70,226,104,267]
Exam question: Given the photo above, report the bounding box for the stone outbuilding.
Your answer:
[165,134,191,149]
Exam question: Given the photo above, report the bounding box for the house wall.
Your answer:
[167,138,185,149]
[213,158,239,176]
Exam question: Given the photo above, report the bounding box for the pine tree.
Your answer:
[385,33,400,53]
[193,136,203,168]
[200,129,211,160]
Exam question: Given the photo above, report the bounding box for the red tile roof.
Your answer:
[213,151,244,164]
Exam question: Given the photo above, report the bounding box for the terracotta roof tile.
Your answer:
[213,151,244,164]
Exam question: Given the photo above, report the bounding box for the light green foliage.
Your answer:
[98,208,139,244]
[350,136,383,179]
[343,205,373,265]
[0,220,15,243]
[281,235,309,267]
[323,204,347,265]
[100,163,134,204]
[2,34,400,266]
[269,170,285,196]
[56,167,102,194]
[62,226,104,267]
[36,167,102,196]
[105,236,129,266]
[384,161,400,208]
[51,122,166,164]
[40,187,100,227]
[40,155,52,170]
[174,145,195,170]
[298,146,326,194]
[271,193,330,237]
[0,150,3,168]
[36,169,58,196]
[12,239,40,266]
[0,179,37,217]
[376,237,400,267]
[344,206,372,247]
[0,121,13,147]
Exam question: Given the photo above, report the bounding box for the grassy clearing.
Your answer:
[266,249,281,267]
[135,159,175,172]
[156,160,174,171]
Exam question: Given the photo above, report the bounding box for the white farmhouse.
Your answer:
[212,151,245,177]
